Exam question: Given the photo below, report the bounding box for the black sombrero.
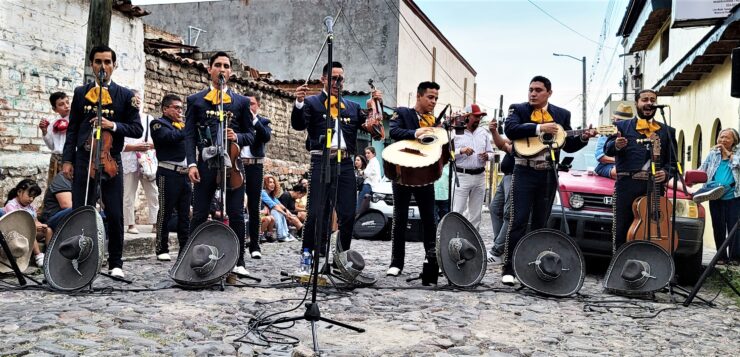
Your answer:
[169,221,239,287]
[333,232,377,287]
[0,210,36,273]
[44,206,105,291]
[513,229,585,297]
[436,212,487,287]
[604,240,674,295]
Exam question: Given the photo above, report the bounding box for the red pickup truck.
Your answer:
[546,138,705,285]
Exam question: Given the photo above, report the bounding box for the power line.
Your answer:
[526,0,614,49]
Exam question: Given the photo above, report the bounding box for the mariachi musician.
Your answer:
[150,94,191,262]
[61,45,143,279]
[502,76,595,286]
[291,61,381,256]
[385,81,442,285]
[185,51,254,277]
[604,89,677,251]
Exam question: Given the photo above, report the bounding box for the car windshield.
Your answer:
[560,137,601,171]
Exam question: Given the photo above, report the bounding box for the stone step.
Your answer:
[122,225,181,259]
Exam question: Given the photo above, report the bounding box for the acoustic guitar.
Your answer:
[627,135,678,253]
[513,124,618,157]
[382,127,450,186]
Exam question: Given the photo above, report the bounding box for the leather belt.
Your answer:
[514,158,552,170]
[617,171,649,180]
[310,149,348,158]
[158,162,188,174]
[241,157,264,165]
[456,167,485,175]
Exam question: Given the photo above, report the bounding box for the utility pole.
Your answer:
[581,56,586,129]
[553,53,587,128]
[83,0,113,84]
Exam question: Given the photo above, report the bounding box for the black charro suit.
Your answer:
[503,102,587,274]
[184,87,254,267]
[150,116,191,256]
[387,107,438,283]
[604,117,677,250]
[290,91,367,253]
[64,81,143,270]
[243,114,271,254]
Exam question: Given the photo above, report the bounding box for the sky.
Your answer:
[133,0,629,127]
[414,0,630,127]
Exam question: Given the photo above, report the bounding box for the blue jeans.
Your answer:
[271,208,289,240]
[356,183,373,213]
[47,207,73,231]
[489,174,512,255]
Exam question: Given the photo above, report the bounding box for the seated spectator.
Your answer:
[279,184,307,234]
[260,206,276,243]
[595,104,633,179]
[4,179,47,267]
[261,175,297,242]
[38,172,73,233]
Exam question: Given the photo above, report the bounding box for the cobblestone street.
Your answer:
[1,213,739,357]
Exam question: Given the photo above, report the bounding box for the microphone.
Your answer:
[324,16,334,34]
[648,104,669,109]
[97,69,106,83]
[218,73,225,83]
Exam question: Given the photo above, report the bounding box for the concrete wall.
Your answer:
[395,0,475,113]
[142,0,400,106]
[0,0,144,199]
[642,25,712,89]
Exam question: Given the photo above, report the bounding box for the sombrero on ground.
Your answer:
[44,206,105,291]
[436,212,487,287]
[0,210,36,274]
[604,240,674,295]
[513,229,585,297]
[170,221,239,288]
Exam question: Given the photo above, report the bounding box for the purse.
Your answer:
[137,115,158,181]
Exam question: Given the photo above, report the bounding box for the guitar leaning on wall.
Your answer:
[513,124,618,157]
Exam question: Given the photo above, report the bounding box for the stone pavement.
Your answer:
[1,215,739,356]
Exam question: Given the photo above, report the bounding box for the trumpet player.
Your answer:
[150,94,191,261]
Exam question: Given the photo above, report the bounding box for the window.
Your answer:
[660,28,670,63]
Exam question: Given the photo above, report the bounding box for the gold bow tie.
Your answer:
[204,89,232,105]
[84,86,112,105]
[636,119,660,137]
[530,109,553,124]
[172,121,185,130]
[419,113,435,128]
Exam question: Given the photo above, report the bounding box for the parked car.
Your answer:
[364,177,423,241]
[546,138,706,285]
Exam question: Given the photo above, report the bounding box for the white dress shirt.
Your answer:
[363,156,381,185]
[294,91,347,149]
[43,116,68,154]
[454,126,493,169]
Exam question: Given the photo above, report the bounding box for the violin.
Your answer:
[88,109,119,180]
[365,79,385,140]
[215,111,243,190]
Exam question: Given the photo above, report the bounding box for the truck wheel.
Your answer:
[674,245,704,286]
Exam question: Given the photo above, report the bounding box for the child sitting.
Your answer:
[4,179,49,267]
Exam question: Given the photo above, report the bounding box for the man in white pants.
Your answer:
[452,104,493,230]
[122,90,159,234]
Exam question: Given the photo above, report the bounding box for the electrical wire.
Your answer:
[526,0,613,48]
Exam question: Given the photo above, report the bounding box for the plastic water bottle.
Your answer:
[300,248,312,274]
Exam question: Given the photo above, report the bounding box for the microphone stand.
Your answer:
[88,70,132,285]
[654,107,701,302]
[251,11,362,355]
[217,74,228,225]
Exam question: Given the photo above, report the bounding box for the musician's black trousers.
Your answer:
[302,156,356,254]
[243,163,263,253]
[191,158,247,267]
[155,168,191,255]
[389,183,436,272]
[504,166,556,275]
[72,154,124,270]
[612,176,653,251]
